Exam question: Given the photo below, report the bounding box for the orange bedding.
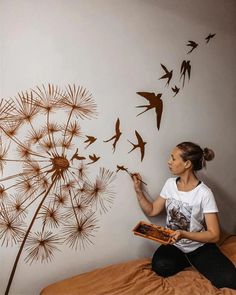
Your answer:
[40,236,236,295]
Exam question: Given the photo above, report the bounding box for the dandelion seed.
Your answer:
[16,143,33,160]
[66,196,91,220]
[32,84,64,114]
[52,192,69,207]
[16,176,36,197]
[61,84,97,120]
[62,212,98,250]
[61,179,77,192]
[26,128,44,144]
[0,206,25,246]
[5,194,28,220]
[57,138,74,150]
[74,162,88,180]
[25,231,61,264]
[84,168,116,213]
[38,205,64,229]
[62,121,82,140]
[0,185,8,201]
[0,99,16,121]
[39,137,55,151]
[0,139,10,174]
[15,91,39,124]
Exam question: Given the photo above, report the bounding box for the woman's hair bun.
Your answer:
[203,148,215,161]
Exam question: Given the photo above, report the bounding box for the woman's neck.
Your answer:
[176,172,199,192]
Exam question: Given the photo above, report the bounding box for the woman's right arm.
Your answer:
[132,173,166,217]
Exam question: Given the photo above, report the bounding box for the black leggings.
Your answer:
[151,243,236,289]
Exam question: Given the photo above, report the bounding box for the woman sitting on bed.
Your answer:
[132,141,236,289]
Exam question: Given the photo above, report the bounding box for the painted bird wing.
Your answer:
[135,130,146,161]
[155,99,163,130]
[136,92,156,102]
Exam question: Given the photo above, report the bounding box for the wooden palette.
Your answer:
[133,221,174,245]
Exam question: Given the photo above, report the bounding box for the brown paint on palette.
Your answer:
[133,221,174,245]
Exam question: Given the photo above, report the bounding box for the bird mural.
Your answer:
[84,135,97,149]
[103,118,122,152]
[0,29,218,295]
[70,148,86,162]
[116,165,129,173]
[136,92,163,130]
[128,130,146,162]
[180,60,191,88]
[116,164,147,185]
[87,153,100,165]
[205,33,216,44]
[171,85,180,97]
[159,64,173,86]
[186,40,198,54]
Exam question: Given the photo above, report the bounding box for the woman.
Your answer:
[132,141,236,289]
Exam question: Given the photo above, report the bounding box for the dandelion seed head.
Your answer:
[25,231,61,264]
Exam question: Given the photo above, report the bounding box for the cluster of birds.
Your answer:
[74,34,216,177]
[135,33,216,133]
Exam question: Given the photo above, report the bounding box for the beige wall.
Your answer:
[1,1,236,294]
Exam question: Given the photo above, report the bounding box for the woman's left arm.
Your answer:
[171,213,220,244]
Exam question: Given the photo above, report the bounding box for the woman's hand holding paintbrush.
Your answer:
[131,172,147,186]
[131,173,147,195]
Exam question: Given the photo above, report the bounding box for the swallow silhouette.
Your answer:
[116,165,129,173]
[171,85,180,97]
[87,154,100,165]
[128,130,146,162]
[103,118,122,152]
[136,92,163,130]
[84,135,97,149]
[205,33,216,44]
[180,60,191,88]
[70,148,86,163]
[159,64,173,86]
[187,40,198,54]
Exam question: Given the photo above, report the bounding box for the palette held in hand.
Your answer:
[133,221,174,244]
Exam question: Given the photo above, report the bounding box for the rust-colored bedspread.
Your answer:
[40,236,236,295]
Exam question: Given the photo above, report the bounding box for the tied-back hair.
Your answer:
[177,142,215,171]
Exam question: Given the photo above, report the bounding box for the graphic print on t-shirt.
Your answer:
[166,198,192,231]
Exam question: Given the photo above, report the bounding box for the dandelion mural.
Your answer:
[0,84,116,295]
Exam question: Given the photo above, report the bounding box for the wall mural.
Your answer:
[0,33,215,295]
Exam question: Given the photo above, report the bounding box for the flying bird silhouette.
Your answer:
[186,40,198,54]
[103,118,122,152]
[205,33,216,43]
[128,130,146,162]
[116,164,147,185]
[87,154,100,165]
[159,64,173,86]
[84,135,97,149]
[136,92,163,130]
[116,165,129,173]
[70,148,86,163]
[180,60,191,88]
[171,85,180,97]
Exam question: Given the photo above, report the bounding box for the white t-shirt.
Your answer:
[160,177,219,253]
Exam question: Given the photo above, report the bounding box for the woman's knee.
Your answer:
[151,255,179,277]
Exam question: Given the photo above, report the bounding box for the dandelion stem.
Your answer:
[4,180,56,295]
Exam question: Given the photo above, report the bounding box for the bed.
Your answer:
[40,235,236,295]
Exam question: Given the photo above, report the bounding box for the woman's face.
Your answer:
[168,147,187,175]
